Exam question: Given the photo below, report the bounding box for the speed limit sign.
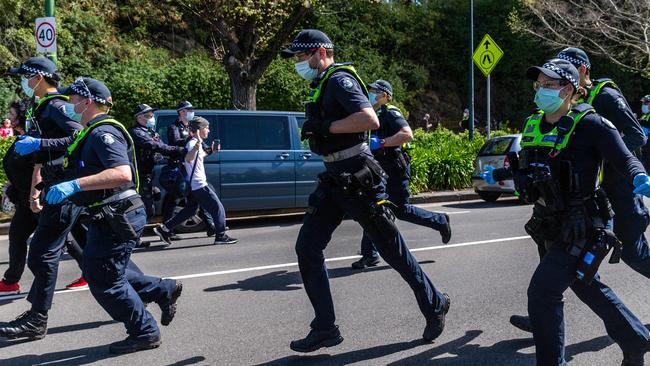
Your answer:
[35,17,57,53]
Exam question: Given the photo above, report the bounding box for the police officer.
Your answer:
[483,59,650,365]
[351,79,451,269]
[0,57,87,338]
[508,47,650,334]
[40,77,178,353]
[639,95,650,172]
[281,29,450,352]
[2,78,183,346]
[129,104,186,220]
[161,101,215,239]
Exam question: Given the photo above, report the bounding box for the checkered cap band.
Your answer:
[20,65,53,78]
[291,42,333,50]
[543,62,579,90]
[71,79,110,106]
[557,53,591,69]
[374,84,392,96]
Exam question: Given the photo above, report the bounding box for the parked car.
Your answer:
[471,134,522,202]
[151,110,323,231]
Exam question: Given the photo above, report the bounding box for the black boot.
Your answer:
[351,256,380,269]
[423,293,451,342]
[622,341,650,366]
[509,315,533,333]
[440,214,452,244]
[108,334,161,354]
[289,325,344,353]
[0,310,48,340]
[159,282,183,326]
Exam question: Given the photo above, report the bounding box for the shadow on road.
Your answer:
[0,320,117,349]
[203,260,435,293]
[165,356,207,366]
[0,344,118,365]
[443,198,526,211]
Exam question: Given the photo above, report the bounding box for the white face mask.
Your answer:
[295,60,319,81]
[145,117,156,129]
[185,111,195,121]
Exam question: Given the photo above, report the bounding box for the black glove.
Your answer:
[300,117,329,141]
[561,201,587,243]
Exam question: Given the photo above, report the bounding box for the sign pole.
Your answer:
[44,0,56,64]
[487,74,491,139]
[469,0,475,141]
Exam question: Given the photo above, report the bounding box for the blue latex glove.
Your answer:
[642,127,650,136]
[633,173,650,196]
[369,136,382,150]
[15,135,41,155]
[45,180,82,204]
[480,165,496,184]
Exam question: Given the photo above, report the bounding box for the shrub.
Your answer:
[0,136,15,188]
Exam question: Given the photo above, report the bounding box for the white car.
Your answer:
[471,134,522,202]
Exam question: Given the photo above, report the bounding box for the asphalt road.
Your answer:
[0,198,648,365]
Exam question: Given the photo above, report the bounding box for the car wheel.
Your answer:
[477,191,501,202]
[172,199,207,234]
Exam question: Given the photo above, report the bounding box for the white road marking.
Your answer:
[0,235,531,301]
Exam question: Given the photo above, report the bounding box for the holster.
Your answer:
[575,228,622,284]
[316,157,386,199]
[88,196,143,242]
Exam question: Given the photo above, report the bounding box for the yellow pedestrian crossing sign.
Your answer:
[473,34,503,77]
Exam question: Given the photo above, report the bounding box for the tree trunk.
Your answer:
[225,57,258,110]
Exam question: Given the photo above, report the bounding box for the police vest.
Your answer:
[305,64,369,155]
[25,94,69,136]
[579,79,619,106]
[63,118,140,207]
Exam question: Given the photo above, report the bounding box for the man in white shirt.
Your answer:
[154,117,237,245]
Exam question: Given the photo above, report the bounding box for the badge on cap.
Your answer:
[101,133,115,145]
[341,77,355,91]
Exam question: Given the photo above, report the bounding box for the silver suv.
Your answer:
[471,134,521,202]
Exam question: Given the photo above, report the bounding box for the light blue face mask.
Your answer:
[21,78,35,98]
[185,111,195,121]
[368,92,378,106]
[534,87,567,114]
[642,105,649,115]
[295,60,318,81]
[63,102,83,122]
[145,117,156,130]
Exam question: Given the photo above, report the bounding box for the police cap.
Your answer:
[177,101,194,111]
[368,80,393,97]
[526,58,580,91]
[281,29,334,58]
[133,103,157,117]
[62,77,114,107]
[9,57,60,81]
[556,47,591,70]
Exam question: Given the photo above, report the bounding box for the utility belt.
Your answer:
[322,143,369,163]
[84,190,143,242]
[317,156,387,198]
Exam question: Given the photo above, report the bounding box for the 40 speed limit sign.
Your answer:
[35,17,57,53]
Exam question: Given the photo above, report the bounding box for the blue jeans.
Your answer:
[165,186,225,235]
[603,172,650,279]
[26,201,83,312]
[83,205,159,339]
[528,247,649,365]
[360,157,447,258]
[295,152,445,330]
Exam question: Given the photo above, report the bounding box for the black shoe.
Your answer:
[509,315,533,333]
[0,310,48,340]
[135,239,151,249]
[289,326,344,353]
[351,256,380,269]
[169,233,182,241]
[622,341,650,366]
[214,234,238,245]
[153,225,172,247]
[423,293,451,342]
[440,214,452,244]
[108,335,161,354]
[206,225,216,237]
[160,282,183,326]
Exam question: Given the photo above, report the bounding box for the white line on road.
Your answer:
[0,235,530,301]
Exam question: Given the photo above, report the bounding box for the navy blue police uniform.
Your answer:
[129,104,185,218]
[639,95,650,172]
[358,82,450,263]
[281,29,449,352]
[557,47,650,280]
[492,60,650,365]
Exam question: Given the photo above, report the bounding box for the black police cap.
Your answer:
[133,103,157,117]
[556,47,591,70]
[281,29,334,58]
[9,57,60,80]
[526,58,580,91]
[177,101,194,111]
[62,77,113,107]
[368,80,393,97]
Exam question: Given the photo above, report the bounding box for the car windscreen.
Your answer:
[478,137,514,156]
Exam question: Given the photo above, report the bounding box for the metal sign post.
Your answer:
[473,34,503,140]
[487,75,491,139]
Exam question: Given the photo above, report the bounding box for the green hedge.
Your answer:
[0,137,15,189]
[408,127,513,193]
